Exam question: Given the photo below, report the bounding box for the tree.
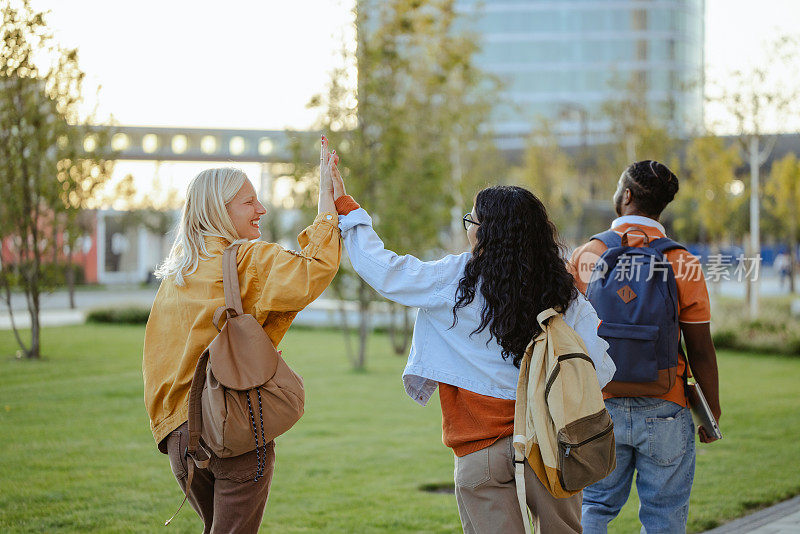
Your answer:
[598,75,682,197]
[298,0,499,369]
[669,135,744,293]
[0,0,113,358]
[678,135,743,244]
[62,209,96,308]
[765,153,800,293]
[512,119,583,237]
[708,35,800,316]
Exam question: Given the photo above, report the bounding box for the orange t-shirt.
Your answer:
[568,220,711,407]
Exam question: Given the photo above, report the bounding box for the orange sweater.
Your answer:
[334,195,360,216]
[439,383,515,457]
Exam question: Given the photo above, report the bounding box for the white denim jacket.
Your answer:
[339,208,616,406]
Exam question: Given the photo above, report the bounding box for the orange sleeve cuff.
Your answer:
[334,195,360,216]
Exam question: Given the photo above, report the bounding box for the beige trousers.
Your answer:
[454,436,583,534]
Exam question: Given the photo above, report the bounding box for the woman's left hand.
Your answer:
[332,153,345,200]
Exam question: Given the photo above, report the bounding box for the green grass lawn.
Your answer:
[1,325,799,533]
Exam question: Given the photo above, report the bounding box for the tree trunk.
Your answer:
[27,290,41,359]
[789,209,797,294]
[356,278,371,371]
[0,271,29,357]
[67,246,76,309]
[331,284,354,362]
[744,234,753,312]
[790,240,797,295]
[27,238,42,359]
[710,243,720,296]
[388,302,412,355]
[748,137,760,319]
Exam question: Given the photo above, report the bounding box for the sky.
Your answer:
[33,0,354,130]
[31,0,799,131]
[26,0,800,204]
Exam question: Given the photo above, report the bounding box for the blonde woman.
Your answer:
[143,137,357,532]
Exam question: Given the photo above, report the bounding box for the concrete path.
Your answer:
[703,496,800,534]
[0,287,158,330]
[0,287,402,330]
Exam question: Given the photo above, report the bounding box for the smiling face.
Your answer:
[226,179,266,240]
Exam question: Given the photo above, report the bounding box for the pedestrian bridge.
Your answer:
[94,125,311,163]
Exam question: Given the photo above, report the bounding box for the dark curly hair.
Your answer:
[452,185,578,368]
[616,160,680,217]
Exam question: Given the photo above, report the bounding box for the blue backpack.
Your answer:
[585,227,684,396]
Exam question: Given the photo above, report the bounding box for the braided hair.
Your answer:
[617,160,680,217]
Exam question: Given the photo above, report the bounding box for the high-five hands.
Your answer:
[320,135,346,203]
[318,135,339,215]
[320,135,337,196]
[331,150,346,200]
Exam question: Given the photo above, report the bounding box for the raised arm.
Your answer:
[339,209,453,309]
[318,135,337,215]
[243,137,343,313]
[328,152,452,308]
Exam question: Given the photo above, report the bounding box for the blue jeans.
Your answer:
[582,397,695,534]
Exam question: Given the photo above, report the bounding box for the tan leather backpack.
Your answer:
[166,244,305,525]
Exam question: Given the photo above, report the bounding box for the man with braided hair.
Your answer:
[569,161,721,533]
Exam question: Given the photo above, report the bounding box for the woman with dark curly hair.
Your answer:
[334,166,615,533]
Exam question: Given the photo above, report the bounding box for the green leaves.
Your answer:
[0,0,113,357]
[676,135,744,243]
[292,0,501,366]
[765,153,800,239]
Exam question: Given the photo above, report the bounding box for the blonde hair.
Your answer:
[154,167,248,285]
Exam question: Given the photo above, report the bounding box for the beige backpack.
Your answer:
[166,244,305,525]
[512,308,615,533]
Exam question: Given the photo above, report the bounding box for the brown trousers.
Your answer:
[166,422,275,534]
[454,436,583,534]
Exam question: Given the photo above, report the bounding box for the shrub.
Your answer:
[86,307,150,325]
[711,297,800,356]
[1,261,85,288]
[711,329,738,350]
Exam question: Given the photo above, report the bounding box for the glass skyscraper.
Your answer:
[455,0,705,149]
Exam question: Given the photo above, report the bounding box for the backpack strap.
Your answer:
[513,347,534,534]
[165,350,212,525]
[649,237,686,254]
[620,226,651,247]
[211,244,245,331]
[589,230,622,249]
[512,314,556,534]
[537,307,558,328]
[222,244,244,315]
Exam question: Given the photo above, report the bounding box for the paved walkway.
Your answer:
[703,497,800,533]
[0,287,157,330]
[0,288,401,330]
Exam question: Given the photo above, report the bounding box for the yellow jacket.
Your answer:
[143,212,341,448]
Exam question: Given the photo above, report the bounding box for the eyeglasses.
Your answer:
[462,213,480,231]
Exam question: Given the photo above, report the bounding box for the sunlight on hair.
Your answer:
[154,168,248,285]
